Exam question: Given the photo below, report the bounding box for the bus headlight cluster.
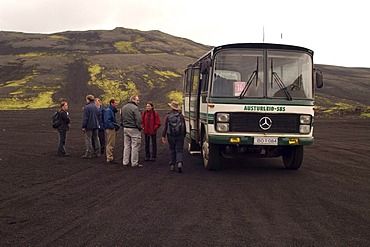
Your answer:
[299,125,311,134]
[216,113,230,122]
[216,113,230,132]
[299,115,312,134]
[300,115,311,124]
[216,123,229,132]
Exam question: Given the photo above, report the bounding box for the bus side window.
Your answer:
[192,68,200,95]
[201,73,209,93]
[184,68,192,95]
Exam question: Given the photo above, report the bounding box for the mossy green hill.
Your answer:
[0,27,209,109]
[0,27,369,117]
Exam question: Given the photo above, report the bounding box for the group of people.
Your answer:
[56,94,186,173]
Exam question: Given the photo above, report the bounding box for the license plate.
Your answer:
[254,137,278,145]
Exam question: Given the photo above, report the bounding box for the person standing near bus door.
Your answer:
[161,100,186,173]
[142,101,161,162]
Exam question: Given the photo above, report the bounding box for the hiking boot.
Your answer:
[132,164,143,168]
[177,162,183,173]
[58,153,69,157]
[170,165,175,171]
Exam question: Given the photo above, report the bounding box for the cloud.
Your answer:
[0,0,369,67]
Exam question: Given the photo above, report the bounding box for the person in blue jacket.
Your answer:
[81,94,101,158]
[104,99,119,163]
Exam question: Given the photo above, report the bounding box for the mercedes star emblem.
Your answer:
[259,117,272,130]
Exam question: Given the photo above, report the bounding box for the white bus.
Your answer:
[183,43,323,170]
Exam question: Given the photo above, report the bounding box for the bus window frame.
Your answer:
[184,67,192,96]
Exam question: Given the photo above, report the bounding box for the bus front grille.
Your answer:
[228,113,301,133]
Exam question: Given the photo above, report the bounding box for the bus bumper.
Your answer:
[208,135,314,146]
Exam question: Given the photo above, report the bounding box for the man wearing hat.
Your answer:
[161,100,186,173]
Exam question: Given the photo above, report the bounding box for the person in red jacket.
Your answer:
[142,101,161,162]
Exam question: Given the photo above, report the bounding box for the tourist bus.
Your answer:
[182,43,323,170]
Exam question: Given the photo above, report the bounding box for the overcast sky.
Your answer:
[1,0,368,68]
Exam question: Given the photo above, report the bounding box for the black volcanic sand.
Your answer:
[0,109,369,246]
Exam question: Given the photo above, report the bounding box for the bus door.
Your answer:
[189,66,201,142]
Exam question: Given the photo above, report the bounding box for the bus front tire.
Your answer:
[282,146,303,170]
[202,137,220,170]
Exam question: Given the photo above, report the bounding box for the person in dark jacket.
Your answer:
[161,100,186,173]
[142,101,161,162]
[81,94,101,159]
[104,99,119,164]
[121,95,142,167]
[57,101,70,157]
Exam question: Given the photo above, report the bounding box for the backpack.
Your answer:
[167,112,183,136]
[52,110,61,129]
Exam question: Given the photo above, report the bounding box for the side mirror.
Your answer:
[315,69,324,88]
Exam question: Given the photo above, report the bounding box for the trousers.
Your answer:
[144,134,157,159]
[57,129,67,155]
[105,128,116,162]
[167,135,185,165]
[123,128,141,166]
[84,129,100,157]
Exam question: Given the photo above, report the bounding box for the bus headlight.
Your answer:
[216,123,229,132]
[300,115,311,124]
[216,113,230,122]
[299,125,311,134]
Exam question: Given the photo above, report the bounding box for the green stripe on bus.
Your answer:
[207,98,315,106]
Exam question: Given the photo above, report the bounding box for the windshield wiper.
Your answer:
[239,58,259,99]
[272,72,292,100]
[270,60,292,100]
[238,71,257,99]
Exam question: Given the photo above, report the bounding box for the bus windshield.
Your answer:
[212,49,264,97]
[267,51,313,99]
[211,49,313,100]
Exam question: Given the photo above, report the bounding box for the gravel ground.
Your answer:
[0,110,369,246]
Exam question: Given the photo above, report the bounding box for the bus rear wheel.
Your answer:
[282,146,303,170]
[202,135,220,170]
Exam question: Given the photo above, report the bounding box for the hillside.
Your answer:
[0,27,210,109]
[315,64,370,117]
[0,28,369,117]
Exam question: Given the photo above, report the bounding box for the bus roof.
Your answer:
[213,43,313,56]
[187,43,314,68]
